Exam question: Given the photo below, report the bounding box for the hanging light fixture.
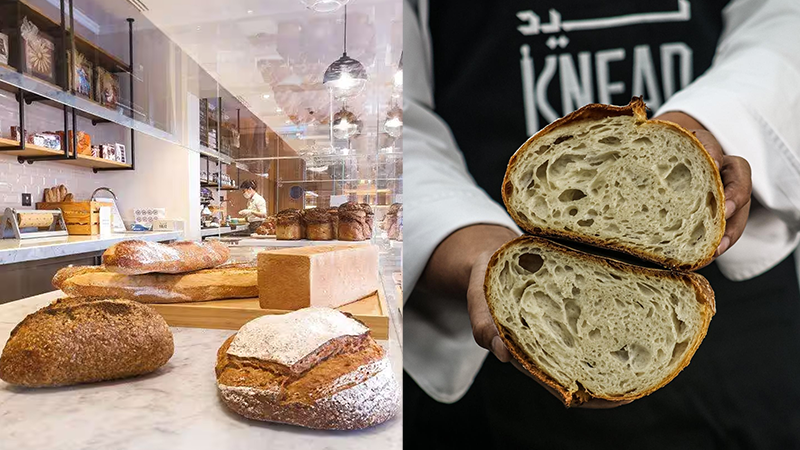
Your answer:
[332,106,362,139]
[301,0,348,12]
[323,5,367,98]
[393,52,403,93]
[384,104,403,138]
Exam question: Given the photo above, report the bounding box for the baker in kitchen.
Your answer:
[404,0,800,448]
[237,180,267,232]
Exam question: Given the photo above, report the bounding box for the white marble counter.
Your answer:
[0,231,183,265]
[0,291,402,450]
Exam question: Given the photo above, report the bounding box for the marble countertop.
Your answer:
[0,291,402,450]
[0,231,183,265]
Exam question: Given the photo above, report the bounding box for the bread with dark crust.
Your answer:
[276,209,303,240]
[0,298,174,387]
[103,240,230,275]
[303,208,335,240]
[484,236,715,407]
[502,97,725,271]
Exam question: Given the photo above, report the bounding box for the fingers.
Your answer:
[467,252,512,363]
[720,155,752,219]
[716,198,751,257]
[693,130,723,170]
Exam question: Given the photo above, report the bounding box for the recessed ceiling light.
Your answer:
[262,94,270,99]
[247,9,253,14]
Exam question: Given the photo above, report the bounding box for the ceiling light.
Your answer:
[300,0,348,13]
[332,107,362,139]
[276,107,283,113]
[323,5,367,98]
[384,104,402,138]
[247,9,253,14]
[262,94,270,99]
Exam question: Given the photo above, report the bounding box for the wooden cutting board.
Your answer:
[149,287,390,339]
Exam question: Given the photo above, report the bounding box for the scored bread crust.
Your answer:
[484,235,715,407]
[502,97,725,271]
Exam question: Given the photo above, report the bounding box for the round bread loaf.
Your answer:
[338,202,368,241]
[276,209,303,240]
[0,298,174,387]
[303,208,335,240]
[215,307,400,430]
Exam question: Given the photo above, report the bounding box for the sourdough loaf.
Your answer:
[0,298,174,387]
[258,244,379,310]
[215,307,400,429]
[502,97,725,271]
[303,208,335,241]
[276,209,304,240]
[103,240,230,275]
[485,236,715,406]
[55,264,257,303]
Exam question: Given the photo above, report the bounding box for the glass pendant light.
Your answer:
[332,106,362,139]
[384,104,403,138]
[393,52,403,93]
[323,5,367,98]
[301,0,348,13]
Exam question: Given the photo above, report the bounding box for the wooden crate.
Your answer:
[36,201,112,235]
[149,287,391,340]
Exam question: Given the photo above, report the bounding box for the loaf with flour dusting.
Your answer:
[103,240,230,275]
[215,307,400,430]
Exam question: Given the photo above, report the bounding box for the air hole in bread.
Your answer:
[658,187,666,195]
[629,344,652,370]
[548,319,575,348]
[571,286,580,296]
[588,151,620,166]
[671,308,687,338]
[551,154,584,177]
[609,272,623,281]
[606,224,620,233]
[668,156,679,163]
[588,328,601,340]
[567,208,579,216]
[670,341,689,366]
[535,145,551,155]
[646,308,654,318]
[504,181,514,199]
[707,192,717,218]
[658,208,667,219]
[559,189,587,202]
[598,136,621,145]
[519,253,544,274]
[611,346,629,363]
[665,163,692,191]
[665,219,683,232]
[637,282,656,296]
[520,315,530,329]
[573,143,587,150]
[535,161,549,184]
[554,135,574,145]
[565,299,581,333]
[584,361,594,368]
[552,210,561,218]
[690,223,705,244]
[633,137,653,146]
[577,218,594,227]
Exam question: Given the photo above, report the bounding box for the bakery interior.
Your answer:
[0,0,402,447]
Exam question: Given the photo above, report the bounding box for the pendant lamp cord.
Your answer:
[343,5,348,56]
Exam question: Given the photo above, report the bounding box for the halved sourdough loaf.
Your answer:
[502,98,725,271]
[485,236,715,407]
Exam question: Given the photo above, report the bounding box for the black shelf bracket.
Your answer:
[94,18,136,173]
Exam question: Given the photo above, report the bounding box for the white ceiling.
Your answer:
[141,0,402,151]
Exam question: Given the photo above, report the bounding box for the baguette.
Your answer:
[502,97,725,271]
[0,298,173,387]
[484,236,715,407]
[56,264,257,303]
[103,240,230,275]
[215,307,400,429]
[58,185,67,202]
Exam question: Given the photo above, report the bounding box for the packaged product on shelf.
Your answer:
[20,17,56,84]
[0,33,9,65]
[100,143,115,160]
[95,67,120,109]
[10,126,25,141]
[115,143,126,163]
[55,131,91,155]
[30,132,61,150]
[91,145,101,158]
[68,50,93,99]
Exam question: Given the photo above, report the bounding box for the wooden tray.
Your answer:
[36,201,112,235]
[149,287,390,339]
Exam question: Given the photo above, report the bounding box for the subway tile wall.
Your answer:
[0,89,127,210]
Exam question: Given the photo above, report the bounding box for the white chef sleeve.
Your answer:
[656,0,800,242]
[403,0,520,302]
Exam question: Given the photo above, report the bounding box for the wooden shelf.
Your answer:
[0,137,131,169]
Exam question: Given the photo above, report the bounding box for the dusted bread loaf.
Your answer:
[103,240,230,275]
[502,97,725,271]
[276,209,303,240]
[259,244,379,310]
[485,236,715,406]
[54,264,257,304]
[215,307,400,430]
[0,298,174,387]
[303,208,335,240]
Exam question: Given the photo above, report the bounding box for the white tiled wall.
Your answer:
[0,154,107,210]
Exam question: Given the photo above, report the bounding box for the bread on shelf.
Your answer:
[303,208,335,241]
[338,202,369,241]
[276,209,303,240]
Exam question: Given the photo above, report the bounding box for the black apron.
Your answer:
[406,1,800,447]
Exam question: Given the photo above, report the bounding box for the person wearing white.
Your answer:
[238,179,267,232]
[404,0,800,447]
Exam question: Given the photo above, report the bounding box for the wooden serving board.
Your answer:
[149,287,390,339]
